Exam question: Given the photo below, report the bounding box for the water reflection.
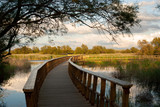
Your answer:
[0,61,43,107]
[82,65,160,107]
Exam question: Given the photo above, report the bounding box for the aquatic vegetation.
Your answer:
[0,59,31,85]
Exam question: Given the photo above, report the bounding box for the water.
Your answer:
[82,65,160,107]
[0,61,43,107]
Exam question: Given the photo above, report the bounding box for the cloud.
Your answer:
[139,1,155,6]
[138,13,160,21]
[131,22,160,33]
[66,24,97,35]
[26,0,160,50]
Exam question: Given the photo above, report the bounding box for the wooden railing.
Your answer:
[23,56,70,107]
[68,56,133,107]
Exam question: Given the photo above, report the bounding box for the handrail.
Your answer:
[23,56,70,107]
[68,56,133,107]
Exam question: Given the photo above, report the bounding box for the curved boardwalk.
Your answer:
[38,61,92,107]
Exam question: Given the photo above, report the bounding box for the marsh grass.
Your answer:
[10,54,66,60]
[80,55,160,91]
[0,63,15,83]
[126,59,160,91]
[83,54,160,62]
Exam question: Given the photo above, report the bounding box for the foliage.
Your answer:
[130,47,139,53]
[32,46,40,53]
[74,47,83,54]
[151,37,160,55]
[137,37,160,55]
[10,54,66,60]
[90,45,107,54]
[121,49,131,53]
[138,40,154,55]
[81,44,88,54]
[78,54,160,91]
[10,36,160,55]
[0,0,139,60]
[125,59,160,91]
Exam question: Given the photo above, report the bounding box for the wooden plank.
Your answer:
[38,62,93,107]
[86,74,92,100]
[122,87,130,107]
[100,79,106,107]
[110,82,116,107]
[90,76,98,106]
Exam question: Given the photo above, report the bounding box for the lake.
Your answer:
[0,61,43,107]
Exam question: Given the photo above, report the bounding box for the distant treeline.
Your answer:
[11,37,160,55]
[11,44,138,54]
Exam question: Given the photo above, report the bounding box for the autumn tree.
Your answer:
[138,40,154,55]
[0,0,139,61]
[151,37,160,55]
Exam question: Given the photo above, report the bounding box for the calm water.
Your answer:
[0,61,43,107]
[83,65,160,107]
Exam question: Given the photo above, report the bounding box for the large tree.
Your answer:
[0,0,139,61]
[151,37,160,55]
[138,40,154,55]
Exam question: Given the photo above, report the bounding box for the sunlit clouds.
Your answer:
[28,0,160,50]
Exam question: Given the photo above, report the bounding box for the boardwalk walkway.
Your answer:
[38,61,92,107]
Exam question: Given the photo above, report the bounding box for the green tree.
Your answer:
[41,45,53,54]
[81,44,88,54]
[11,48,21,54]
[130,47,139,53]
[0,0,139,61]
[51,47,58,54]
[122,49,131,53]
[56,46,62,55]
[61,45,73,54]
[32,47,40,53]
[106,49,115,53]
[18,46,32,54]
[74,47,83,54]
[91,46,106,54]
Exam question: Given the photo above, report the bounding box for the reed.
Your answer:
[10,54,66,60]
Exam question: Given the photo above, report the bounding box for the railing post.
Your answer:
[122,87,130,107]
[110,82,116,107]
[86,74,92,100]
[24,91,36,107]
[82,72,87,96]
[100,78,106,107]
[90,76,98,105]
[79,70,83,92]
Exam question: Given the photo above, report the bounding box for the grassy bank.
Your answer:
[83,53,160,62]
[10,54,66,60]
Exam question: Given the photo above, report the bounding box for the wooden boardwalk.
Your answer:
[38,61,93,107]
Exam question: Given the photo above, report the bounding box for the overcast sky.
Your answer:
[28,0,160,49]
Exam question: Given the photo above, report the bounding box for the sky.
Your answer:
[28,0,160,50]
